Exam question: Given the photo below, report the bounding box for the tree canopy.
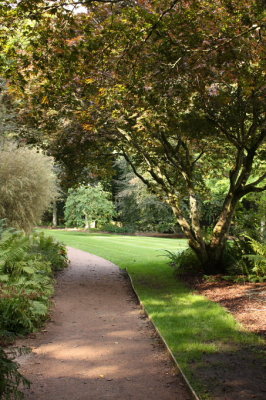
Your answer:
[0,0,265,272]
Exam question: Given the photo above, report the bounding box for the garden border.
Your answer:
[124,268,201,400]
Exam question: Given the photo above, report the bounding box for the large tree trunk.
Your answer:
[170,190,240,275]
[206,192,240,271]
[199,192,240,274]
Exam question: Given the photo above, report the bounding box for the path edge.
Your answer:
[124,268,201,400]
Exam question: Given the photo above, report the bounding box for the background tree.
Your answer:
[64,184,115,229]
[114,159,178,233]
[0,143,58,231]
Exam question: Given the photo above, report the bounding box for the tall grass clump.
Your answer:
[0,142,58,232]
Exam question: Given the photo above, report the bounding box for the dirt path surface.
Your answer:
[18,247,191,400]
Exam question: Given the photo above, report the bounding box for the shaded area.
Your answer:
[192,280,266,337]
[139,285,266,400]
[17,247,191,400]
[192,344,266,400]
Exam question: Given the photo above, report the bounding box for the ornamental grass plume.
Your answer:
[0,142,58,232]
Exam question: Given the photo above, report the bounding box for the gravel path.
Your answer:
[18,247,192,400]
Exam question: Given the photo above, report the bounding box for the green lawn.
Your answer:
[41,229,263,399]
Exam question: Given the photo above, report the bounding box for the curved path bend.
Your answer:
[19,247,192,400]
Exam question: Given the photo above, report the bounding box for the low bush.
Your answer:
[224,237,266,282]
[243,236,266,279]
[102,224,136,234]
[0,229,68,336]
[164,239,266,282]
[164,248,203,276]
[0,222,68,398]
[30,232,68,272]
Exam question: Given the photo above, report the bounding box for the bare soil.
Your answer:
[17,248,192,400]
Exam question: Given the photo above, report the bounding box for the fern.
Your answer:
[243,236,266,277]
[0,225,68,399]
[30,301,48,317]
[0,346,30,400]
[0,229,67,336]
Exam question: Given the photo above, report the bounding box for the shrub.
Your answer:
[30,232,68,272]
[218,238,266,283]
[164,248,203,276]
[0,347,30,400]
[0,225,68,399]
[102,224,136,234]
[0,143,58,232]
[0,227,68,336]
[0,232,53,335]
[243,236,266,277]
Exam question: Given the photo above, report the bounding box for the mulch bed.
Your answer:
[185,278,266,399]
[191,278,266,337]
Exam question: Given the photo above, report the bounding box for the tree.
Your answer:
[1,1,265,273]
[81,0,266,273]
[0,143,58,231]
[64,184,115,229]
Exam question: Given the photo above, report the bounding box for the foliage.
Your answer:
[64,184,115,229]
[83,0,266,274]
[243,236,266,281]
[201,178,229,230]
[0,226,68,336]
[114,159,178,233]
[234,192,266,241]
[216,237,266,282]
[0,78,38,144]
[102,223,135,234]
[0,346,30,400]
[0,223,67,400]
[0,143,58,232]
[0,1,265,273]
[164,248,203,276]
[165,236,266,282]
[0,79,20,140]
[30,232,68,272]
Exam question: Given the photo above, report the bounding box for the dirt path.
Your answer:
[18,247,192,400]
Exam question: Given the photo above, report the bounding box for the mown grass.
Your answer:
[41,229,264,398]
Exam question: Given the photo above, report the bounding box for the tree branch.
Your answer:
[18,0,126,15]
[240,184,266,196]
[229,148,244,187]
[192,150,205,167]
[143,0,179,44]
[122,151,152,190]
[168,22,265,68]
[192,22,265,54]
[240,172,266,196]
